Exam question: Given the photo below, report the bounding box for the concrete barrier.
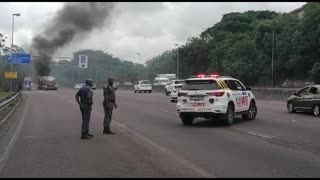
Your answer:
[251,87,299,101]
[117,85,134,91]
[152,85,166,93]
[117,85,166,94]
[116,85,300,101]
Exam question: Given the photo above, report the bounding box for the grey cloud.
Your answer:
[0,2,306,63]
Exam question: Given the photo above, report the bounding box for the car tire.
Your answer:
[242,100,257,120]
[287,102,296,113]
[224,103,235,126]
[138,90,141,93]
[313,105,320,116]
[149,90,152,93]
[165,89,169,96]
[181,115,194,126]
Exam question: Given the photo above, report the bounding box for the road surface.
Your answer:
[0,89,320,177]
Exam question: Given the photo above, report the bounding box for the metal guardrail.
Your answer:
[0,92,21,112]
[0,92,22,122]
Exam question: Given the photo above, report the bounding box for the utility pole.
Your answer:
[137,53,141,80]
[174,44,180,79]
[110,59,113,76]
[271,30,275,88]
[10,13,20,93]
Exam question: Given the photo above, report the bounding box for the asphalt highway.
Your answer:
[0,89,319,177]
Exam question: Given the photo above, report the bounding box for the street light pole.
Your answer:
[271,30,275,88]
[175,44,179,79]
[10,13,20,93]
[137,53,141,80]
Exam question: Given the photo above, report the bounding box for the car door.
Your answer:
[134,81,139,90]
[304,86,318,109]
[294,87,310,110]
[226,80,249,112]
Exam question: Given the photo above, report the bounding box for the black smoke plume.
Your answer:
[31,2,115,76]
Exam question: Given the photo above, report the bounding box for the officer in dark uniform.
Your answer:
[103,77,117,134]
[75,79,94,139]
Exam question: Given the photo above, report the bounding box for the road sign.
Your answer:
[7,53,31,64]
[5,72,17,79]
[24,77,32,90]
[79,55,88,68]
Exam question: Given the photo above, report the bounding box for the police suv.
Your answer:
[176,74,257,126]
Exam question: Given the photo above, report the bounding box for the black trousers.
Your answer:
[80,105,92,135]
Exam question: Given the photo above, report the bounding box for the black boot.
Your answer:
[81,134,92,139]
[103,128,115,134]
[87,133,94,137]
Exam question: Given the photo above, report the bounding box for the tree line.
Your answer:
[144,2,320,86]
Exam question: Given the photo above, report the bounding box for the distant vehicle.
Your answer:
[38,76,58,90]
[165,79,185,96]
[134,80,152,93]
[287,85,320,116]
[153,77,170,86]
[114,82,120,90]
[74,83,85,90]
[92,83,97,90]
[170,83,184,103]
[157,74,176,81]
[176,74,257,126]
[123,82,133,86]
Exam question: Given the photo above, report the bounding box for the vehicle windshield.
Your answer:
[182,80,218,90]
[141,81,151,84]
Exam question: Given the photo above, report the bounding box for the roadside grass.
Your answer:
[0,91,10,102]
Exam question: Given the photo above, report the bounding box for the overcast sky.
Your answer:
[0,2,305,63]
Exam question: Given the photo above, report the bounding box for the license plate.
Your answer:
[192,102,204,107]
[190,96,204,101]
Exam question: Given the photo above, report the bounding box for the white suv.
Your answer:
[134,80,152,93]
[165,79,185,96]
[176,75,257,126]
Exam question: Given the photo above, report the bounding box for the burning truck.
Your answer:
[38,76,58,90]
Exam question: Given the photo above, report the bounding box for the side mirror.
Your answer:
[246,86,252,91]
[293,91,299,96]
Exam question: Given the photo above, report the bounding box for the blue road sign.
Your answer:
[7,53,31,64]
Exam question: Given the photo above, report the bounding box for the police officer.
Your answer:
[103,77,117,134]
[75,79,94,139]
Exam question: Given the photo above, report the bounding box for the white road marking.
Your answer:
[0,96,29,173]
[232,127,273,139]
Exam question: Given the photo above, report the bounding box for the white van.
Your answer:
[153,77,170,86]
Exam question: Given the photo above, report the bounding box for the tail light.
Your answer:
[207,92,225,97]
[178,92,187,97]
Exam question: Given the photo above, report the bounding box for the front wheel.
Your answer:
[149,90,152,93]
[314,105,320,116]
[242,101,257,120]
[165,89,169,96]
[287,102,296,113]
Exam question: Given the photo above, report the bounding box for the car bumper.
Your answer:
[176,102,227,114]
[138,87,152,91]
